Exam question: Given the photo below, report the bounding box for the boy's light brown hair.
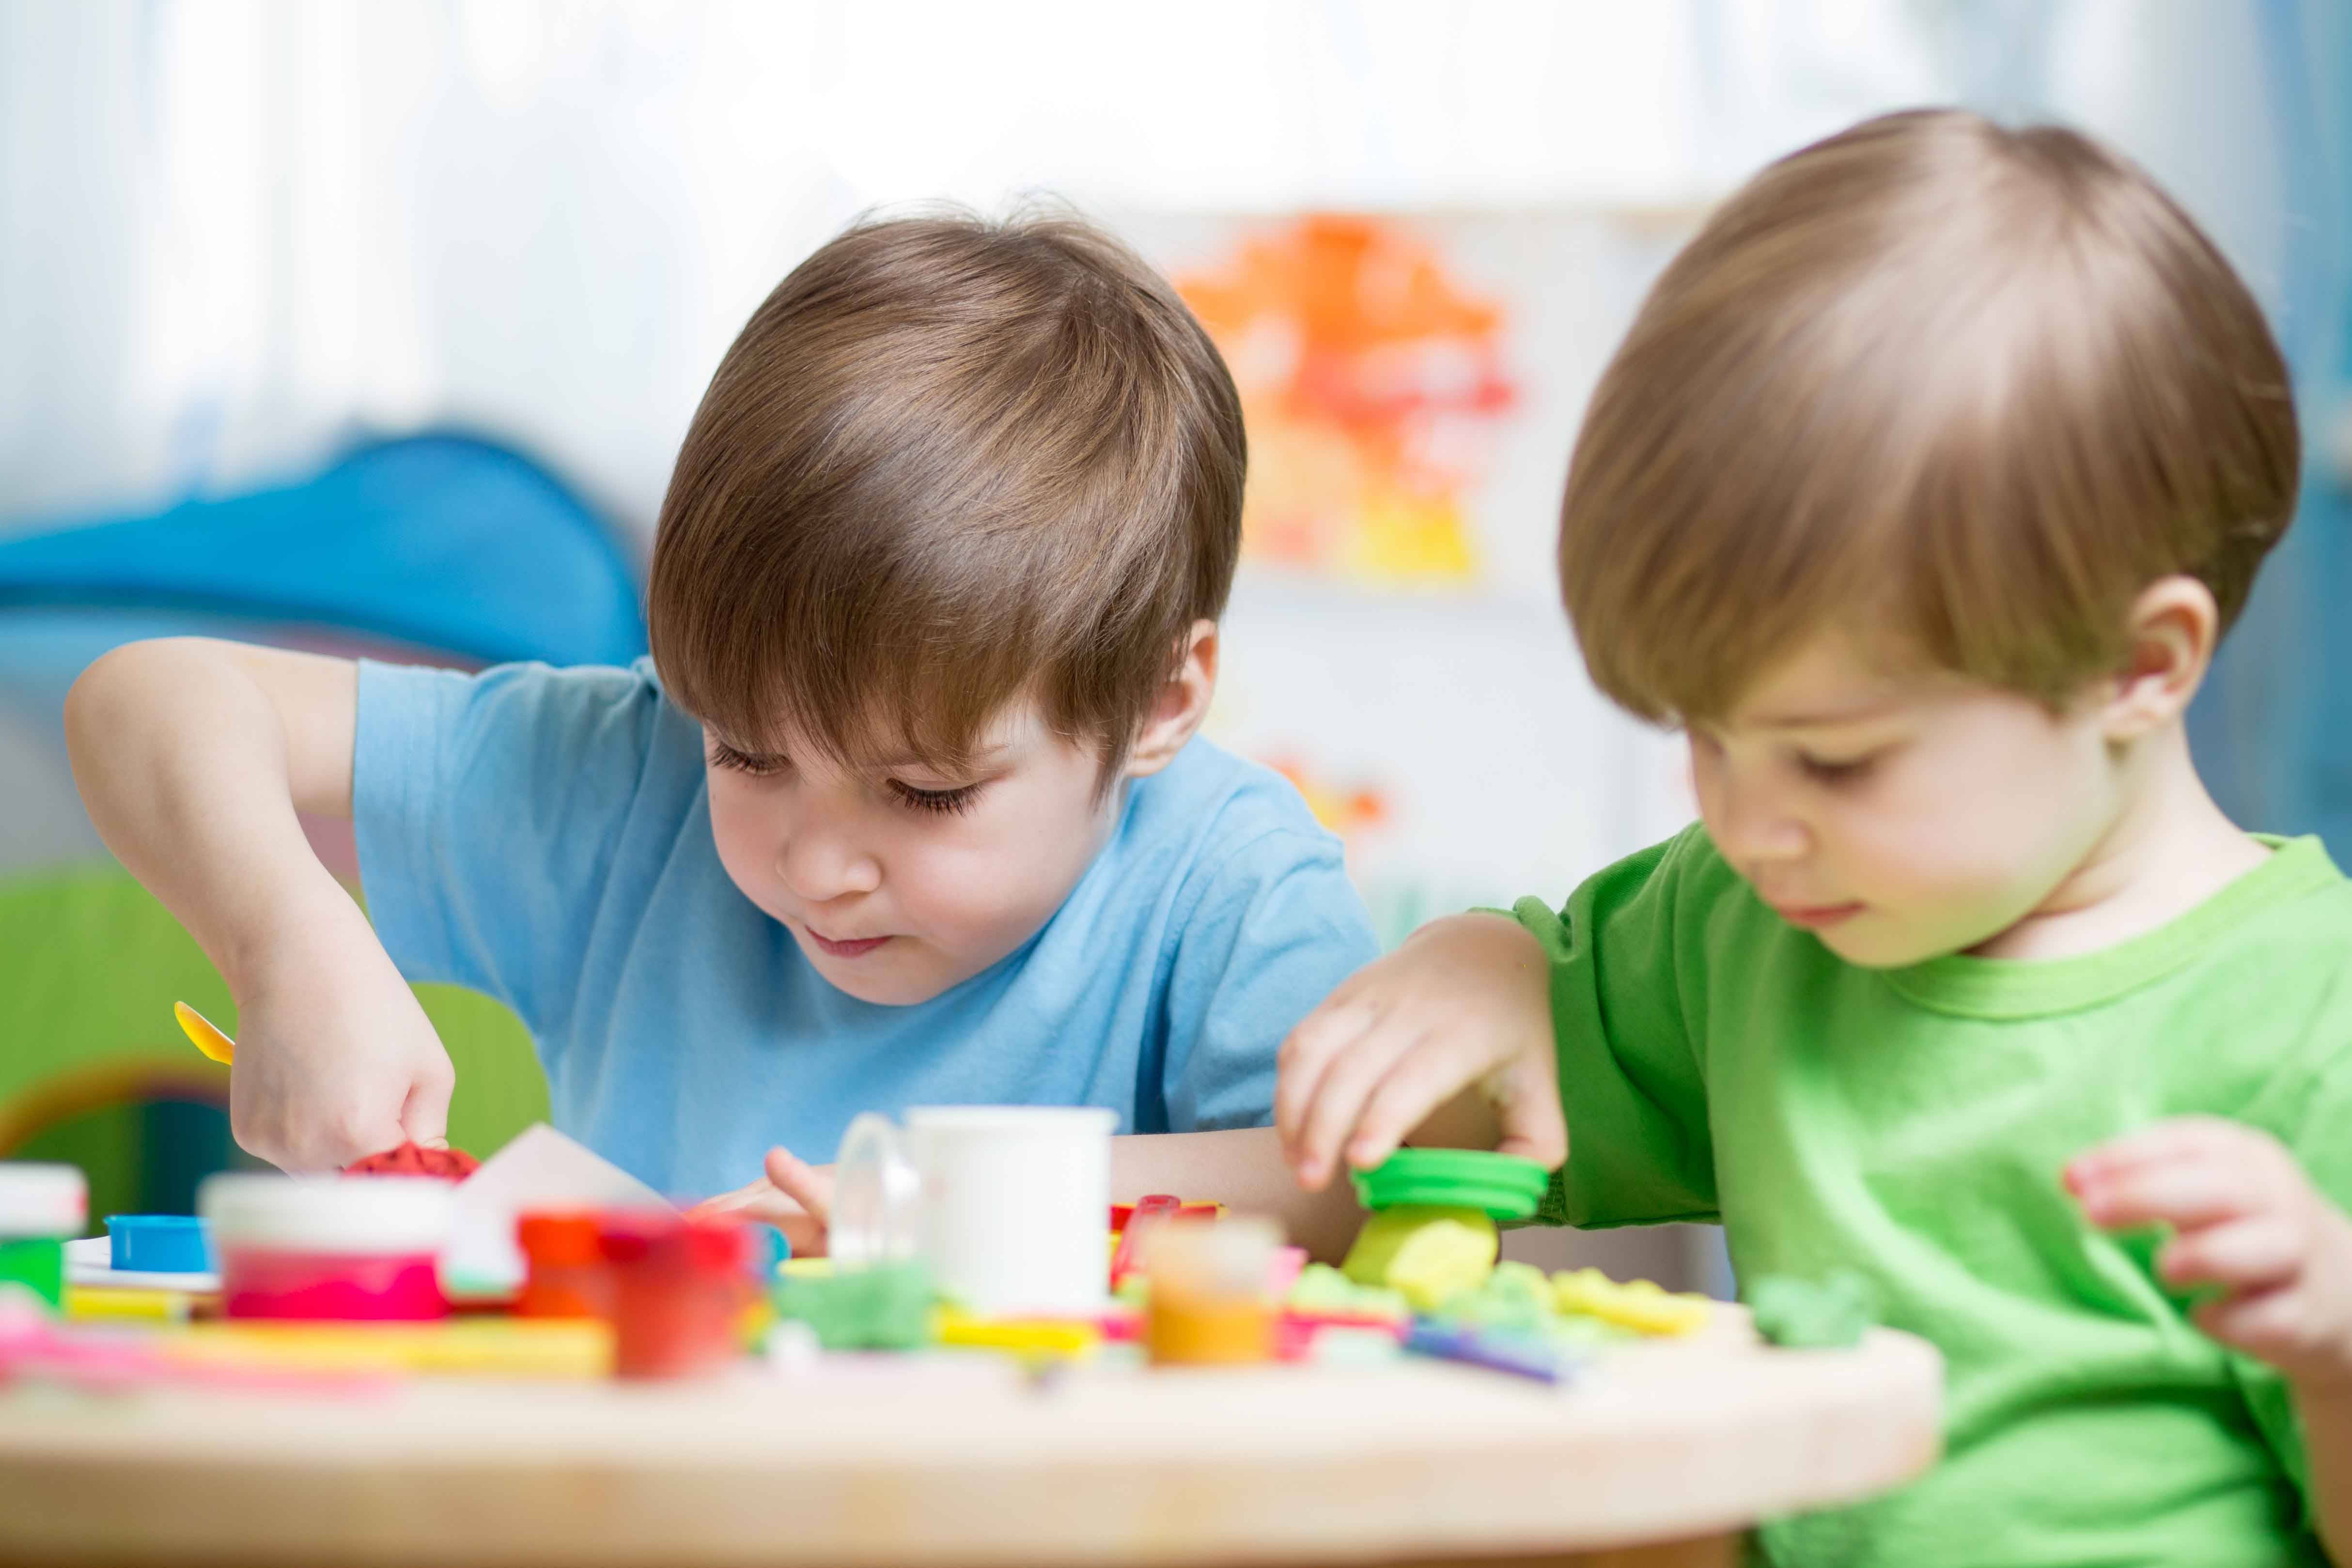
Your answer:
[650,208,1245,778]
[1559,109,2300,723]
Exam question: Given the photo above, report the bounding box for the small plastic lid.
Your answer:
[0,1163,88,1237]
[1350,1149,1551,1220]
[516,1211,602,1268]
[199,1173,455,1254]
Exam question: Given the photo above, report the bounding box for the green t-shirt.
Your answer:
[1513,826,2352,1568]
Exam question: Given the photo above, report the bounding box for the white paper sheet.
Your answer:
[443,1122,670,1291]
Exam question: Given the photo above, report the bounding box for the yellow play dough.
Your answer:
[1340,1205,1498,1311]
[1550,1268,1711,1336]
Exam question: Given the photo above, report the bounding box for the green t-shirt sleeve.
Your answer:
[2232,1029,2352,1531]
[1510,825,1717,1229]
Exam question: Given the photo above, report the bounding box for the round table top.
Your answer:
[0,1317,1941,1567]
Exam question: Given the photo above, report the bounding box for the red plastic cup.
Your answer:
[596,1212,754,1379]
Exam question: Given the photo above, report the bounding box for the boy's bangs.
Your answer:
[1567,359,2119,729]
[656,563,1042,777]
[1560,308,1924,726]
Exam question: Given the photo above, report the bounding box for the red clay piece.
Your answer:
[343,1143,480,1180]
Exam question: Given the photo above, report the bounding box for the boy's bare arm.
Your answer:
[1115,1091,1510,1266]
[64,638,451,1170]
[1112,1128,1365,1263]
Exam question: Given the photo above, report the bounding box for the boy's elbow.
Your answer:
[65,639,208,757]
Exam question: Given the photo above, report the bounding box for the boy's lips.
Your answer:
[803,927,893,959]
[1771,900,1865,930]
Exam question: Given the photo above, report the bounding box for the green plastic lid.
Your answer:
[1350,1149,1551,1220]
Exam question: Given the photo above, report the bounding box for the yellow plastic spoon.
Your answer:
[174,1001,235,1065]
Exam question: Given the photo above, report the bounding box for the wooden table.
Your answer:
[0,1319,1939,1568]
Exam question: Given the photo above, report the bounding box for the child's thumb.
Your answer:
[1494,1093,1568,1173]
[398,1061,455,1152]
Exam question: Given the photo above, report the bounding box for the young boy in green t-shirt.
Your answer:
[1277,111,2352,1565]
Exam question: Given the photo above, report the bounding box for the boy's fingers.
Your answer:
[689,1177,773,1218]
[1275,994,1379,1156]
[764,1147,832,1220]
[2074,1162,2259,1232]
[1293,1023,1422,1192]
[1347,1040,1494,1171]
[1494,1088,1569,1172]
[2070,1116,2262,1183]
[2162,1216,2305,1292]
[397,1056,456,1154]
[2194,1283,2306,1360]
[321,1102,409,1172]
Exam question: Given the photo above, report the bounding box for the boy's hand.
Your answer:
[2069,1117,2352,1392]
[692,1147,835,1258]
[230,915,455,1173]
[1277,912,1564,1191]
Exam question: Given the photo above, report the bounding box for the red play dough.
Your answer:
[342,1141,480,1180]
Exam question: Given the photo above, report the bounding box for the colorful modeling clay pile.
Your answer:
[0,1122,1741,1403]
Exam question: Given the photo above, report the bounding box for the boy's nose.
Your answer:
[1708,775,1810,867]
[776,831,882,901]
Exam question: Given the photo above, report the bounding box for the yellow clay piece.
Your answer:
[63,1286,192,1324]
[1550,1268,1711,1336]
[1341,1205,1497,1311]
[167,1319,615,1379]
[933,1306,1100,1361]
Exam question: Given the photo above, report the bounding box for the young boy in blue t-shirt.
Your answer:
[1279,113,2351,1563]
[68,211,1380,1254]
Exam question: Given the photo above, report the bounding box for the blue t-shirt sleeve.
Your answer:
[1158,827,1381,1133]
[352,659,662,1053]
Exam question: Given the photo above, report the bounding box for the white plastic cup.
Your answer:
[903,1106,1115,1317]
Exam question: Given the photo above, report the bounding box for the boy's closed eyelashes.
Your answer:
[1685,726,1901,792]
[703,736,990,816]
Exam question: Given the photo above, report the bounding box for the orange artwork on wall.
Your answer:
[1177,216,1517,586]
[1264,755,1391,848]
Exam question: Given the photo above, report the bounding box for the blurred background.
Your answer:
[3,0,2347,1290]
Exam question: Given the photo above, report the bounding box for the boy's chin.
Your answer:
[796,937,962,1007]
[1807,916,1945,971]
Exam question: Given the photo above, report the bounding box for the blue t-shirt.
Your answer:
[352,658,1379,1197]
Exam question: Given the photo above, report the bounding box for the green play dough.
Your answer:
[1749,1271,1877,1349]
[1428,1258,1555,1335]
[771,1261,935,1351]
[1340,1205,1497,1310]
[0,1238,62,1312]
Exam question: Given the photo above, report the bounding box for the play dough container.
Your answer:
[106,1214,215,1274]
[200,1174,454,1321]
[515,1211,612,1320]
[0,1163,87,1312]
[1144,1217,1278,1366]
[597,1212,757,1379]
[1350,1149,1551,1221]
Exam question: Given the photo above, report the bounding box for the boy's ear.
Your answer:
[2099,575,2218,743]
[1124,621,1219,780]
